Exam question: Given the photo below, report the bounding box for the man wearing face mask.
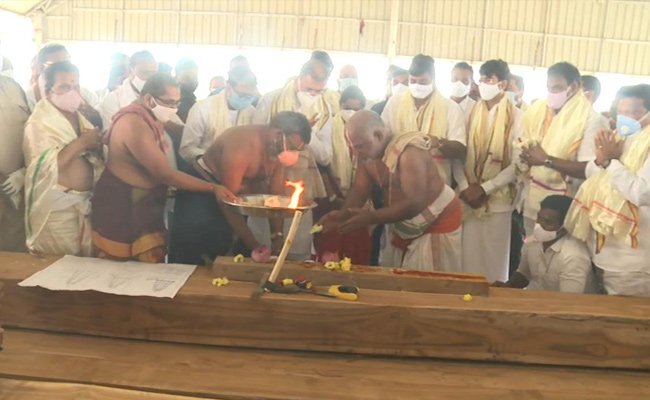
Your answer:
[519,62,608,235]
[173,111,312,263]
[449,61,476,124]
[0,74,30,251]
[371,66,409,117]
[494,195,594,293]
[507,74,527,111]
[457,59,523,283]
[313,86,372,265]
[26,44,102,128]
[175,58,199,123]
[252,58,333,259]
[23,61,104,256]
[337,64,359,93]
[565,84,650,296]
[169,66,258,263]
[209,76,226,96]
[99,50,180,170]
[381,54,466,187]
[91,73,236,263]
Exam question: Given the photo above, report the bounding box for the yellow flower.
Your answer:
[339,257,352,272]
[233,254,245,263]
[462,294,473,302]
[324,261,339,270]
[282,278,294,286]
[212,277,230,287]
[310,224,324,234]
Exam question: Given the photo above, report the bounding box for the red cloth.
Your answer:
[314,228,371,265]
[107,103,168,153]
[390,196,462,252]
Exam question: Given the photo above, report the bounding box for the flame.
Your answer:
[285,180,304,209]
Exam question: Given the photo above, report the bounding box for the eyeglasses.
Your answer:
[154,97,180,108]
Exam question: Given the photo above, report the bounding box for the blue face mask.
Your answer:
[617,114,641,137]
[228,90,257,110]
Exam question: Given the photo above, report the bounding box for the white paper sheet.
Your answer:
[18,255,197,298]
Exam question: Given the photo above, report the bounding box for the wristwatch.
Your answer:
[270,232,284,240]
[544,157,554,168]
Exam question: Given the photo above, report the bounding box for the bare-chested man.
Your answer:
[319,110,462,272]
[91,73,235,263]
[23,61,104,256]
[170,111,312,264]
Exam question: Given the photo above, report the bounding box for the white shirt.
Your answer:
[179,95,253,163]
[518,235,594,293]
[254,88,334,166]
[584,129,650,273]
[456,100,523,213]
[566,108,610,195]
[380,91,467,145]
[454,95,476,125]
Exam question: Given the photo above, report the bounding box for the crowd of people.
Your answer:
[0,43,648,297]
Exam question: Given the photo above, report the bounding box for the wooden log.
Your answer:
[1,328,649,400]
[213,256,490,296]
[1,252,650,370]
[0,378,214,400]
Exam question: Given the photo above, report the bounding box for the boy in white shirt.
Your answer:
[494,195,594,293]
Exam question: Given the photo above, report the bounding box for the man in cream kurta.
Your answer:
[518,62,609,235]
[381,54,466,187]
[457,60,523,283]
[249,58,333,259]
[565,84,650,296]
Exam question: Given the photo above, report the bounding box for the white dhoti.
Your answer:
[602,270,650,297]
[461,211,511,282]
[27,185,93,257]
[380,226,462,272]
[247,211,314,260]
[380,186,462,272]
[524,216,535,237]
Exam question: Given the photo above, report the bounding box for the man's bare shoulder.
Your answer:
[112,113,152,137]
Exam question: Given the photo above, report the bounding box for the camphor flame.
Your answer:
[285,180,304,209]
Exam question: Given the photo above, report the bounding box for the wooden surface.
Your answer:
[1,328,649,400]
[213,256,490,295]
[0,378,216,400]
[2,251,650,370]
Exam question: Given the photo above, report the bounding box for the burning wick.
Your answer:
[266,180,305,285]
[285,180,304,209]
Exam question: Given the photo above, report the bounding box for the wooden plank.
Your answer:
[213,256,490,296]
[0,378,216,400]
[2,252,650,370]
[1,328,649,400]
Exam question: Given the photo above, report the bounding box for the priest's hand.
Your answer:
[212,184,238,203]
[521,144,547,166]
[318,210,348,233]
[338,208,374,234]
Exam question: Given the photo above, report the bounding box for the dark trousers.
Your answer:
[168,169,234,265]
[509,210,525,278]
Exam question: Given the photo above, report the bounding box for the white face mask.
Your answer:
[150,98,177,123]
[391,83,408,97]
[450,80,470,98]
[409,83,434,99]
[297,90,320,110]
[340,109,356,122]
[532,223,558,243]
[132,76,146,92]
[478,82,502,101]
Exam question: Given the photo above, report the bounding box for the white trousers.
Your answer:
[462,211,511,283]
[380,227,462,272]
[602,270,650,297]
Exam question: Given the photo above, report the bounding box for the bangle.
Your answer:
[543,157,554,169]
[270,232,283,240]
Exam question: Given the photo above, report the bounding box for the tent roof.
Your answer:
[0,0,55,16]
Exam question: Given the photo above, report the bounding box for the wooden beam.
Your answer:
[213,256,490,296]
[1,328,649,400]
[2,252,650,369]
[0,378,213,400]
